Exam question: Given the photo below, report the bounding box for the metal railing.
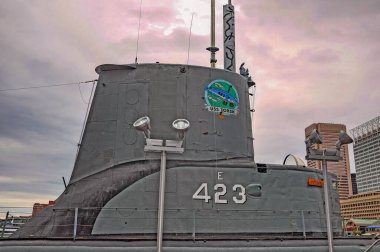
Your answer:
[1,207,343,240]
[0,208,32,238]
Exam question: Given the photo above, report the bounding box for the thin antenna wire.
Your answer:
[73,80,96,170]
[77,83,88,104]
[249,85,256,139]
[0,80,97,92]
[213,111,218,169]
[187,13,195,65]
[78,80,96,146]
[135,0,143,64]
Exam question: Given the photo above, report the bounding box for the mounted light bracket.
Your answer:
[172,119,190,140]
[335,130,353,150]
[133,116,151,139]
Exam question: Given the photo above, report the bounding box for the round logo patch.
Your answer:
[204,79,239,116]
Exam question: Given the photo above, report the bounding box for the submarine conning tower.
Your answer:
[70,63,339,237]
[12,63,342,239]
[70,63,255,183]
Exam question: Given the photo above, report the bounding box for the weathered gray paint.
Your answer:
[92,165,340,235]
[70,64,253,184]
[12,64,344,245]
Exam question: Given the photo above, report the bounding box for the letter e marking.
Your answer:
[217,172,224,180]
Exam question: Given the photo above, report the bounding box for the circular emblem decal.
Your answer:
[204,79,239,116]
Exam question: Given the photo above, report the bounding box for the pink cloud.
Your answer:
[79,0,179,43]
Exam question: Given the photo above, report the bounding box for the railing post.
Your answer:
[73,207,78,240]
[1,211,9,238]
[192,210,196,240]
[301,210,306,239]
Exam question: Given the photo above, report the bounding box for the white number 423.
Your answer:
[192,183,246,204]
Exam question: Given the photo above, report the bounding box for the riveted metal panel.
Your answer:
[92,166,341,235]
[70,64,253,184]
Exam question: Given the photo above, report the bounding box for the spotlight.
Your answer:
[133,116,151,139]
[336,130,353,150]
[172,119,190,140]
[305,129,323,148]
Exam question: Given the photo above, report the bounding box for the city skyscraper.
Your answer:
[340,191,380,219]
[350,116,380,193]
[351,173,358,195]
[305,123,352,199]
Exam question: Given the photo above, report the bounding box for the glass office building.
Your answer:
[350,116,380,193]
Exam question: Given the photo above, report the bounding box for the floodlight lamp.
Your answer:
[133,116,151,138]
[172,119,190,140]
[335,130,353,150]
[305,129,323,148]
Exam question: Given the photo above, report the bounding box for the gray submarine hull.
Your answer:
[11,64,343,242]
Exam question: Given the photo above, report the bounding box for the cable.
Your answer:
[187,13,195,65]
[135,0,143,64]
[0,207,32,209]
[77,83,88,105]
[73,80,96,164]
[79,80,96,144]
[0,80,97,92]
[213,112,218,170]
[249,85,256,138]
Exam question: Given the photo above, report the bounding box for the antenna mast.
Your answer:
[223,0,236,72]
[206,0,219,68]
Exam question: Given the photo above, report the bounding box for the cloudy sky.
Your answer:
[0,0,379,213]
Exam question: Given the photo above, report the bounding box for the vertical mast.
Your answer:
[207,0,219,68]
[223,0,236,72]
